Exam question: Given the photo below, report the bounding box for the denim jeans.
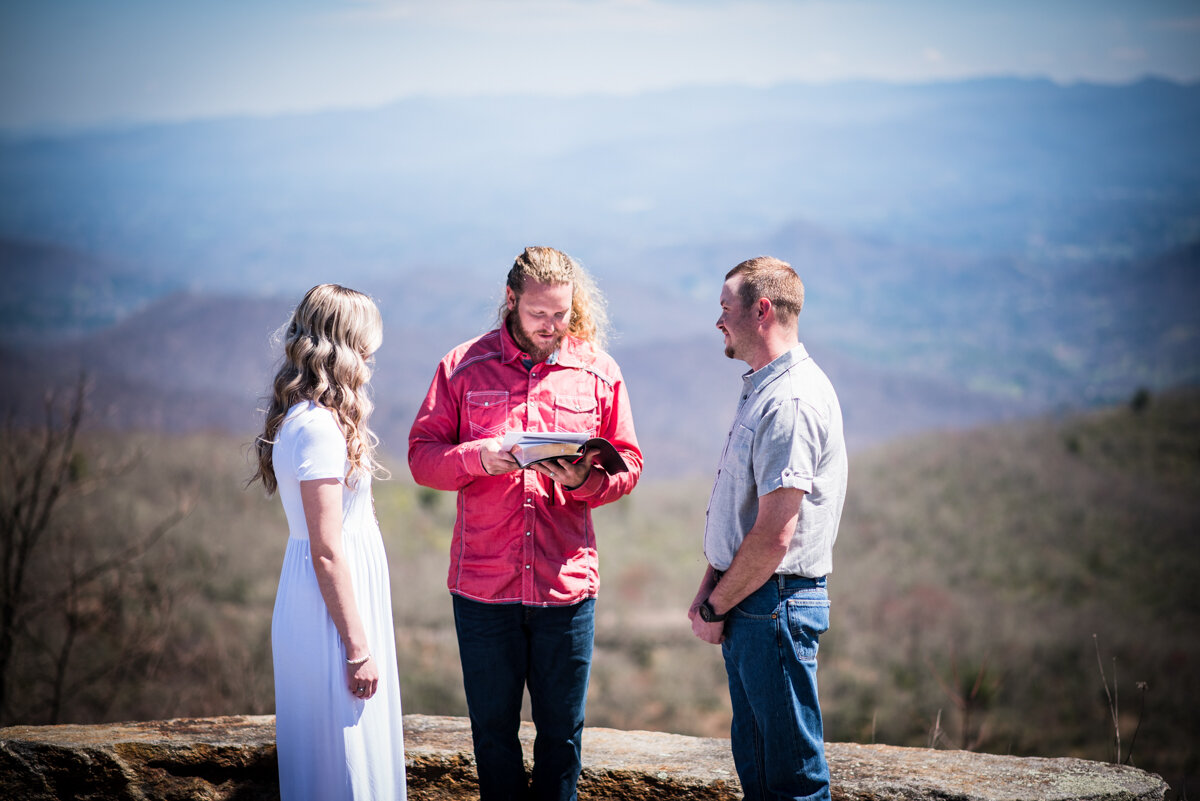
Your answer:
[452,594,595,801]
[722,575,831,801]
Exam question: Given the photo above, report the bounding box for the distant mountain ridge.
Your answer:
[2,77,1197,454]
[4,77,1197,288]
[0,239,177,342]
[0,284,1056,482]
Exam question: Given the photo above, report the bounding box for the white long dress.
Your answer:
[271,400,406,800]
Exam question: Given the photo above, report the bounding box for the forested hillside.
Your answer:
[2,386,1195,793]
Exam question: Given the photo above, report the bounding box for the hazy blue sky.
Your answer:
[2,0,1199,131]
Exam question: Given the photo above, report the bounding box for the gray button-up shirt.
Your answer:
[704,343,848,577]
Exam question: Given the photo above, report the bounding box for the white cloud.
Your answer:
[1111,45,1147,64]
[1150,15,1200,32]
[4,0,1199,130]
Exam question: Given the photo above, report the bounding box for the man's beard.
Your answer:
[509,315,565,364]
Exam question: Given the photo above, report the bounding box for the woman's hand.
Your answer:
[347,656,380,700]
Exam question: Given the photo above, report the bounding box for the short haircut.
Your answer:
[726,256,805,326]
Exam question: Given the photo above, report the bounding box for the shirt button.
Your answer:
[525,564,531,569]
[525,531,531,537]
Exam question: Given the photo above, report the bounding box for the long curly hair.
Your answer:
[497,246,610,351]
[251,284,386,495]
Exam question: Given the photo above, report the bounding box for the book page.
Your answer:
[500,430,590,451]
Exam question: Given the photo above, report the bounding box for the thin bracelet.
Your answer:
[346,653,371,667]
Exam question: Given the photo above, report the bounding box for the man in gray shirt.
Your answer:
[689,256,848,801]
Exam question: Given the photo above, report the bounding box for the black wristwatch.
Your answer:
[698,599,727,623]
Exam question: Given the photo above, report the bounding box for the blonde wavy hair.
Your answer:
[498,246,610,351]
[252,284,386,495]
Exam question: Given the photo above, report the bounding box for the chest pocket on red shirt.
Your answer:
[466,390,510,439]
[554,394,599,436]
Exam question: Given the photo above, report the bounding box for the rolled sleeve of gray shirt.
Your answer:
[753,398,818,497]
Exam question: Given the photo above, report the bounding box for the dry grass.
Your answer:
[3,388,1196,795]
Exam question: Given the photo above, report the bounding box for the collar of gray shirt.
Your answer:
[739,343,810,406]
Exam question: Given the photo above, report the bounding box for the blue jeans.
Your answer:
[721,575,831,801]
[452,594,595,801]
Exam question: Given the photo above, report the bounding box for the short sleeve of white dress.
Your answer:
[291,406,348,482]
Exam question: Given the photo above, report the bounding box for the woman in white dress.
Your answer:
[251,284,406,800]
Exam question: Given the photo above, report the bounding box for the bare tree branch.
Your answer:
[0,375,186,725]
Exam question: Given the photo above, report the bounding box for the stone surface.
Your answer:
[0,714,1170,801]
[0,715,278,801]
[826,742,1169,801]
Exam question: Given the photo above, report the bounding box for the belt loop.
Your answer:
[776,573,787,591]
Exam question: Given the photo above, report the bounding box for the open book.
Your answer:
[500,430,629,474]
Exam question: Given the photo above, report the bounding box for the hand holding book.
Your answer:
[499,430,629,474]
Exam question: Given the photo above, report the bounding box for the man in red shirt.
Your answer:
[408,246,642,800]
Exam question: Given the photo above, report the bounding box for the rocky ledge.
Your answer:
[0,714,1169,801]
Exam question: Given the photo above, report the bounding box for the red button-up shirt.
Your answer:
[408,324,643,606]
